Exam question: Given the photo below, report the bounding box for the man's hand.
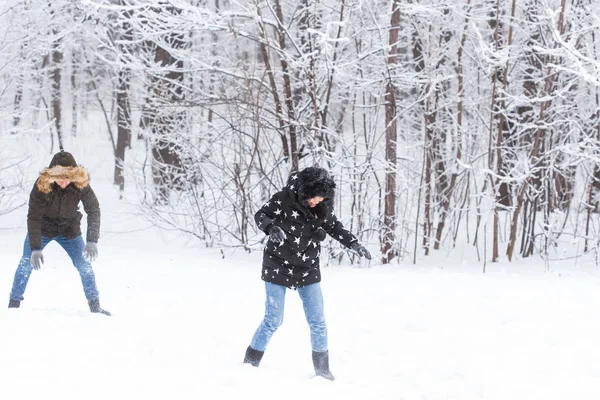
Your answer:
[84,242,98,262]
[31,250,44,270]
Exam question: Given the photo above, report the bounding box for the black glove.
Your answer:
[350,242,371,260]
[31,250,44,270]
[268,225,286,244]
[84,242,98,261]
[314,227,327,242]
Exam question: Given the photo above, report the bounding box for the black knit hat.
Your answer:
[296,167,336,201]
[49,150,77,168]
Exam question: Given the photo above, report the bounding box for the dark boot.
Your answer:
[88,299,111,316]
[312,350,335,381]
[243,346,264,367]
[8,299,20,309]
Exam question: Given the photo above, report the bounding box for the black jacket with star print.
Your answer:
[255,168,358,289]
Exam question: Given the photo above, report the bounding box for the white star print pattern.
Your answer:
[257,176,360,290]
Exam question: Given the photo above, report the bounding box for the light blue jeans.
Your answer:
[10,234,99,302]
[250,281,328,352]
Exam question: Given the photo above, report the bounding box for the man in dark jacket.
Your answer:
[7,150,110,315]
[243,166,371,380]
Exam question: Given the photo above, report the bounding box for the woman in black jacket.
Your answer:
[8,150,110,315]
[243,167,371,380]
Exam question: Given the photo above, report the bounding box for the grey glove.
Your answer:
[83,242,98,261]
[268,226,286,244]
[350,242,371,260]
[314,227,327,242]
[31,250,44,270]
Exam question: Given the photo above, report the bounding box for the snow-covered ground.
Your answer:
[2,135,600,399]
[2,181,600,400]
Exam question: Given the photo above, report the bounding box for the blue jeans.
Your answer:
[250,281,328,352]
[10,234,99,302]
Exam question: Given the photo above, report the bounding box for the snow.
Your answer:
[2,142,600,399]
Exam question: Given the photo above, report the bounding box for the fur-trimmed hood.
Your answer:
[287,167,336,203]
[36,166,89,194]
[282,166,336,222]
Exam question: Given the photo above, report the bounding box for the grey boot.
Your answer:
[88,299,111,316]
[243,346,264,367]
[8,299,20,309]
[312,350,335,381]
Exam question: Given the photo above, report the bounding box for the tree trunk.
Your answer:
[486,0,516,262]
[506,0,567,261]
[381,0,401,264]
[584,0,600,252]
[144,5,186,204]
[255,3,291,164]
[71,53,78,137]
[12,48,24,130]
[433,0,472,250]
[114,3,133,193]
[51,39,63,149]
[273,0,299,171]
[115,67,131,192]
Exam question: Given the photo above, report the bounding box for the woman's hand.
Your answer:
[350,242,371,260]
[268,225,286,244]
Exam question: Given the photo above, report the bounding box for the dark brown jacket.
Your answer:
[27,166,100,250]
